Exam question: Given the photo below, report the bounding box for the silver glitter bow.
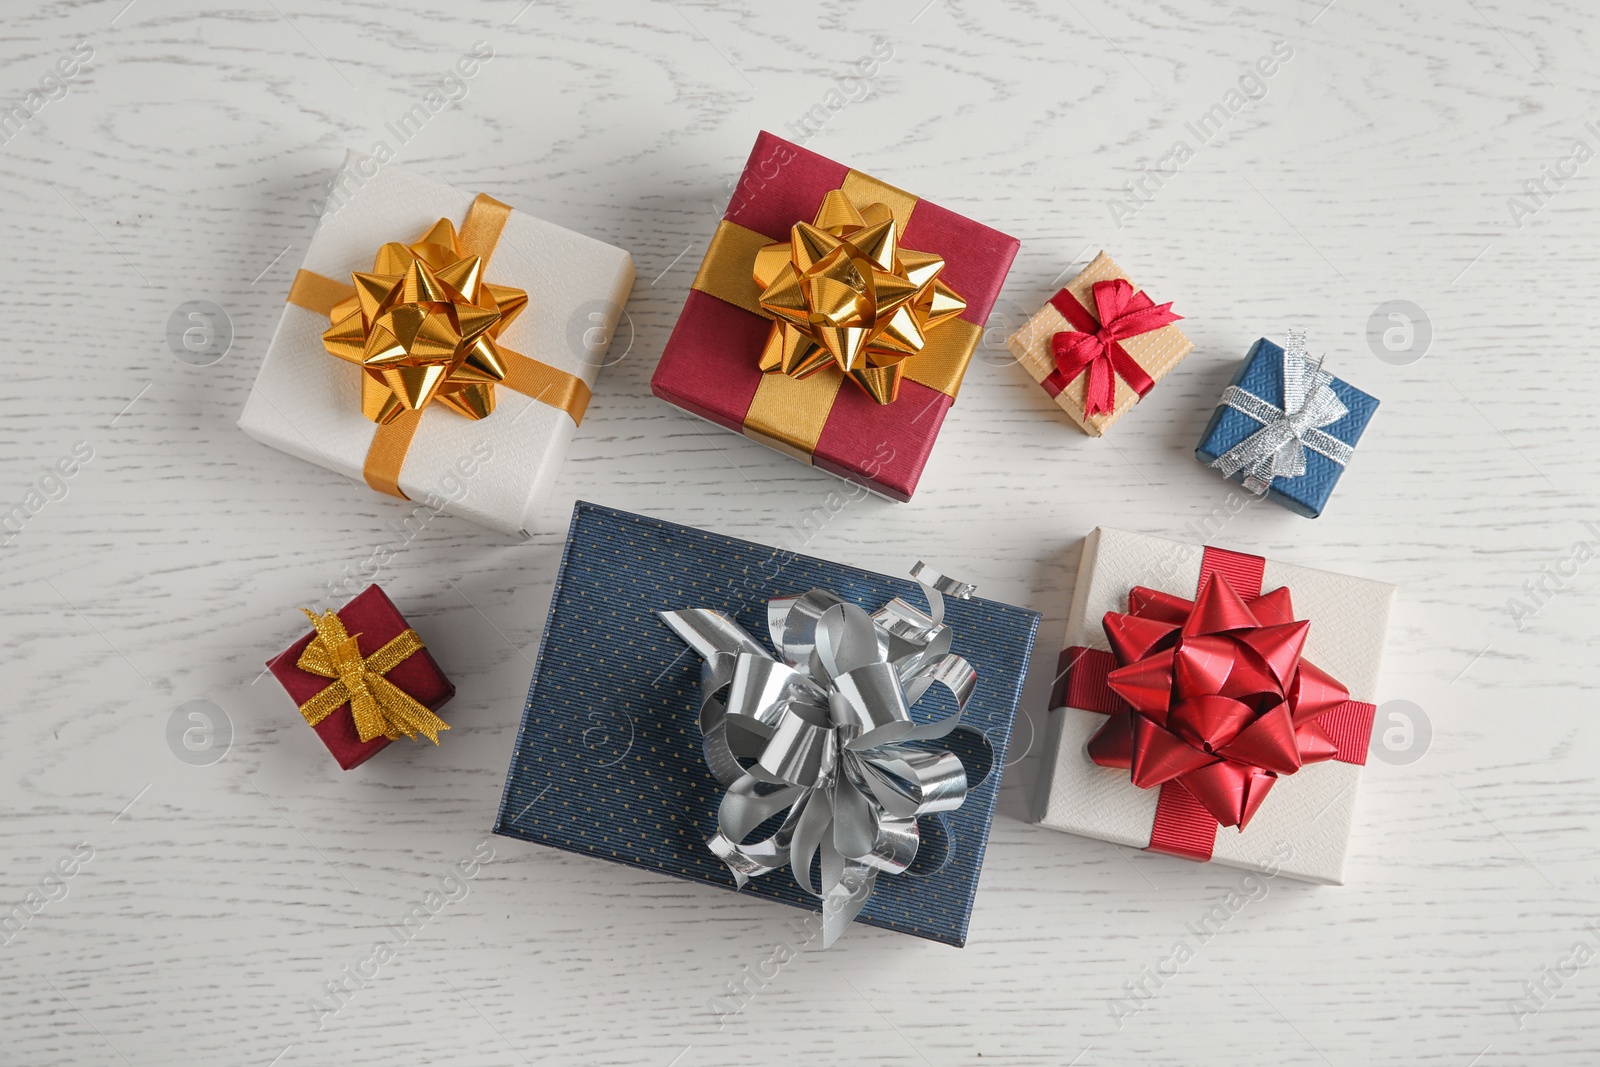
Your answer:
[658,563,979,947]
[1210,329,1356,495]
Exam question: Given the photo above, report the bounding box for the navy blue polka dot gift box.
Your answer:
[494,502,1040,946]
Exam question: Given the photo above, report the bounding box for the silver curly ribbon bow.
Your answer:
[1210,329,1356,495]
[658,562,979,947]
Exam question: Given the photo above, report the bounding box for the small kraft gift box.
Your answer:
[493,502,1040,946]
[267,584,455,770]
[1005,251,1192,435]
[650,131,1020,501]
[239,151,635,536]
[1195,330,1380,518]
[1033,527,1395,883]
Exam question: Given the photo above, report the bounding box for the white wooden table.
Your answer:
[4,1,1598,1064]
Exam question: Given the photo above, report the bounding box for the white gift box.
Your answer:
[239,152,634,536]
[1032,526,1395,883]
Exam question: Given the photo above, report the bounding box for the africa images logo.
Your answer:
[0,41,94,146]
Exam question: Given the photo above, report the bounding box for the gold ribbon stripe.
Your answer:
[456,193,512,265]
[502,349,593,425]
[903,318,980,398]
[287,269,356,318]
[837,170,918,237]
[743,367,844,464]
[691,220,769,317]
[362,410,424,498]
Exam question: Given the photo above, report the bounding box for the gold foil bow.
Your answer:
[286,194,592,499]
[752,190,966,405]
[321,216,529,424]
[295,608,449,744]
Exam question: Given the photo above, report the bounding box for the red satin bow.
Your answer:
[1048,279,1181,417]
[1085,572,1350,831]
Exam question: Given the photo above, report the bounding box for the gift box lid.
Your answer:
[650,131,1020,502]
[1195,337,1379,518]
[493,501,1041,946]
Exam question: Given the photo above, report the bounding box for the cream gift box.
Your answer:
[1032,526,1395,884]
[239,151,634,537]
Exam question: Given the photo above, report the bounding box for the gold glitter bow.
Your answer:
[751,189,967,405]
[295,609,448,744]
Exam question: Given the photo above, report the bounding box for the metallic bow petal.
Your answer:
[658,562,979,946]
[1085,573,1348,831]
[1210,329,1355,495]
[321,217,529,425]
[754,190,967,405]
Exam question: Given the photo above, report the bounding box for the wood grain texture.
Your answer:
[3,0,1599,1063]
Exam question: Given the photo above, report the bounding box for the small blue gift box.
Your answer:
[1195,337,1379,518]
[494,502,1040,947]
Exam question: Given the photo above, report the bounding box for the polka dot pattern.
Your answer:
[493,502,1041,947]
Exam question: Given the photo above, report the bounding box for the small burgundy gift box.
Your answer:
[266,585,454,769]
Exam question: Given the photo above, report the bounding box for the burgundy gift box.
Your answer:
[266,585,454,770]
[651,131,1020,501]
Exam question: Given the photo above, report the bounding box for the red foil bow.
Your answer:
[1054,547,1377,860]
[1084,572,1352,831]
[1047,279,1181,417]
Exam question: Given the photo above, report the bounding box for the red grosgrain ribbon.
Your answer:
[1046,279,1181,417]
[1058,546,1376,861]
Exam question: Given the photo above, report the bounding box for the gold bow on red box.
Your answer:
[295,608,448,744]
[750,189,966,405]
[687,172,982,462]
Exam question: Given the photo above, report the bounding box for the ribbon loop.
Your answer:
[753,700,836,786]
[659,562,980,946]
[898,653,977,739]
[1210,329,1355,495]
[830,660,913,748]
[857,744,969,818]
[813,602,888,685]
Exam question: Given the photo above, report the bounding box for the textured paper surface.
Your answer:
[1033,526,1395,883]
[1005,251,1193,436]
[239,152,635,536]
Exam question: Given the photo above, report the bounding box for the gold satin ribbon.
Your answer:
[743,369,843,462]
[456,193,512,261]
[363,410,424,499]
[689,172,979,461]
[296,608,448,744]
[739,320,981,462]
[286,269,356,317]
[286,194,591,499]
